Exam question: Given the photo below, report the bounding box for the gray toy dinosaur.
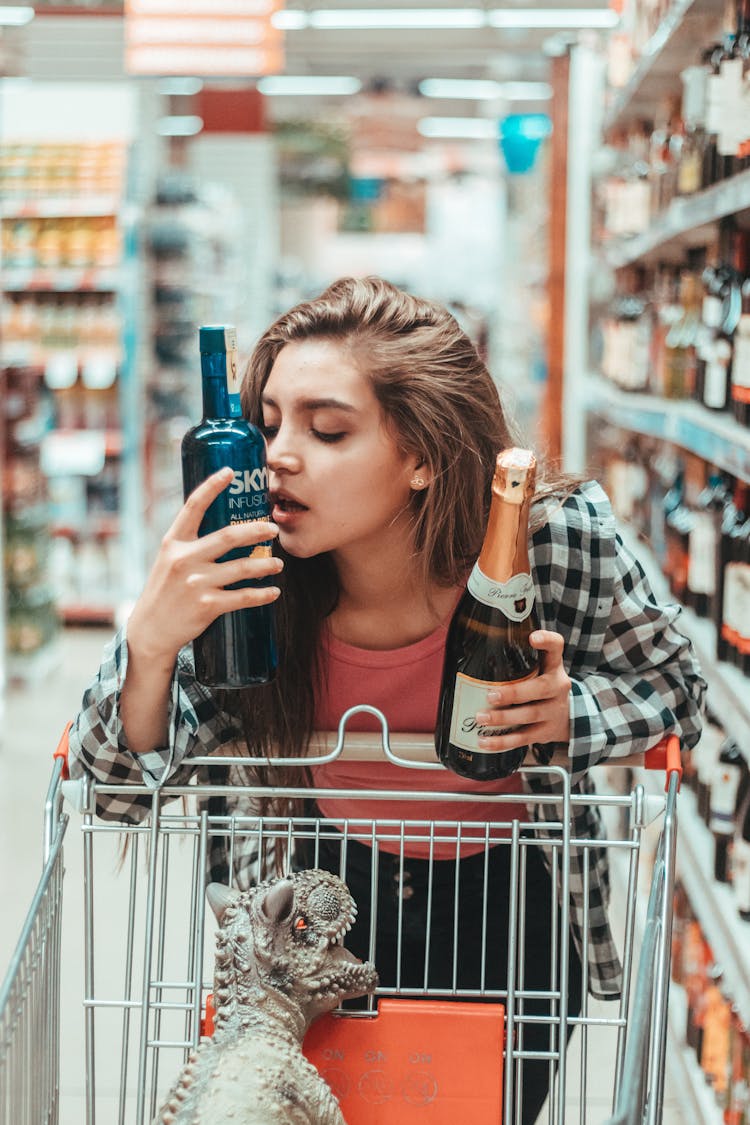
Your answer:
[154,869,378,1124]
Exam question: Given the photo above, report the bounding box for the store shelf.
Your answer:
[603,0,724,131]
[604,169,750,268]
[584,374,750,485]
[0,196,120,219]
[617,524,750,759]
[0,345,122,369]
[637,766,750,1031]
[59,603,117,626]
[1,268,122,292]
[665,981,725,1123]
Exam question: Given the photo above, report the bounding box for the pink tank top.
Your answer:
[311,623,528,858]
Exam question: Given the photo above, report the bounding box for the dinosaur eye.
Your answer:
[294,916,308,932]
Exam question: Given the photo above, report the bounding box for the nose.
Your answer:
[265,427,302,475]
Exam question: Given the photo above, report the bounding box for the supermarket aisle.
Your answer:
[1,626,687,1123]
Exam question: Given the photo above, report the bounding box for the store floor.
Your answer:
[2,627,689,1123]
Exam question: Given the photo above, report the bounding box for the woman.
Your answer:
[69,276,705,1123]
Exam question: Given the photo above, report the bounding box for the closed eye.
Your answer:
[312,430,346,444]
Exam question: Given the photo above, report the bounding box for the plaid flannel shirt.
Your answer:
[68,481,705,1000]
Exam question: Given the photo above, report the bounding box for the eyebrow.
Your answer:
[261,394,358,414]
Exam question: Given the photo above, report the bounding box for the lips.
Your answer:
[270,489,309,517]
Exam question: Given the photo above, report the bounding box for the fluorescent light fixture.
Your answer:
[489,8,618,27]
[156,115,204,137]
[276,8,486,29]
[272,10,308,29]
[157,78,204,96]
[257,75,362,95]
[0,5,34,25]
[496,81,553,100]
[419,79,553,101]
[274,8,619,31]
[419,79,503,100]
[418,117,498,140]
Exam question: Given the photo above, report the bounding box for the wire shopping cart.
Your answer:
[0,705,681,1125]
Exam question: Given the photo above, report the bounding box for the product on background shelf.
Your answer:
[716,479,750,662]
[733,785,750,923]
[700,963,732,1094]
[694,716,727,825]
[181,326,278,690]
[436,447,540,781]
[710,738,746,883]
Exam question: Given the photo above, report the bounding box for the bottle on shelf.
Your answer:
[694,714,727,824]
[181,325,278,689]
[710,738,746,883]
[730,234,750,427]
[733,784,750,923]
[716,479,750,663]
[436,447,540,780]
[687,466,727,618]
[700,964,732,1094]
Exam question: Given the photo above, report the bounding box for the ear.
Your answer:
[260,879,295,925]
[407,455,434,489]
[207,883,241,923]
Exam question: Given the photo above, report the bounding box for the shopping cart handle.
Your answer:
[642,734,682,792]
[53,721,72,781]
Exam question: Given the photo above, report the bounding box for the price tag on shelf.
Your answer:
[41,431,107,477]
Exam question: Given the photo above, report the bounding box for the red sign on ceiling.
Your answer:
[124,0,285,77]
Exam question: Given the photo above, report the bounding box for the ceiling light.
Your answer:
[303,9,485,30]
[0,6,34,25]
[496,82,553,100]
[156,115,204,137]
[272,10,308,29]
[418,117,498,140]
[273,8,619,31]
[489,9,619,27]
[257,75,362,95]
[419,79,503,100]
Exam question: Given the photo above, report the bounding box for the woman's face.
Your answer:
[260,338,423,561]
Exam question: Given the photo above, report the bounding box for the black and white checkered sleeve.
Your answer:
[68,624,239,822]
[567,532,706,780]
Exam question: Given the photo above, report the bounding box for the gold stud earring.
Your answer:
[411,476,426,489]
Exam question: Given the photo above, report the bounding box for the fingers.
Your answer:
[529,629,565,666]
[213,553,284,587]
[477,725,548,752]
[171,467,234,540]
[193,518,280,561]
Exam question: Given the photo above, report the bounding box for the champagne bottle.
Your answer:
[435,447,541,781]
[181,325,278,688]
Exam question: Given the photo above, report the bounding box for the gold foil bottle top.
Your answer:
[492,448,537,505]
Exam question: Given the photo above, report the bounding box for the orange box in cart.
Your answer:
[303,999,505,1123]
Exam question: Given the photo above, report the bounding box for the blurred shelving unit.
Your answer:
[0,81,144,686]
[568,0,750,1115]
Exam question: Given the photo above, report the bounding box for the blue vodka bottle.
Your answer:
[181,325,278,687]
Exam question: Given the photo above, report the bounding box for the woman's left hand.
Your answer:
[475,630,572,751]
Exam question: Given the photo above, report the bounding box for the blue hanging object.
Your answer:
[499,114,552,175]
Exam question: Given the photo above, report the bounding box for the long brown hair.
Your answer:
[222,276,575,804]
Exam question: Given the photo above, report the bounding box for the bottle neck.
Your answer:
[477,489,531,583]
[201,351,243,420]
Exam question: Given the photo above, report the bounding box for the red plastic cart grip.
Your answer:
[53,720,73,781]
[643,734,682,792]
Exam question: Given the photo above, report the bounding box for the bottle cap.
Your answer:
[199,325,237,355]
[493,448,537,503]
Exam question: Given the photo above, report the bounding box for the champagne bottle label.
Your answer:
[467,564,535,621]
[733,836,750,914]
[449,668,538,754]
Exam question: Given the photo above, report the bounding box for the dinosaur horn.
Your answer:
[261,879,295,924]
[206,882,241,923]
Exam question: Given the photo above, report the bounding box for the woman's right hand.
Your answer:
[126,467,283,665]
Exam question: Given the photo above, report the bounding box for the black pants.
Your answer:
[309,830,583,1125]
